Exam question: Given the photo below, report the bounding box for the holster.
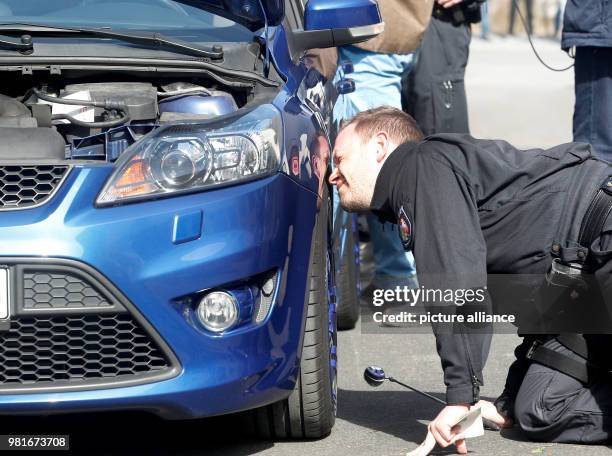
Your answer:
[547,175,612,291]
[545,258,592,291]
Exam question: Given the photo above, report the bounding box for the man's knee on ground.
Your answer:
[513,396,540,436]
[513,361,593,443]
[513,393,551,439]
[513,364,565,439]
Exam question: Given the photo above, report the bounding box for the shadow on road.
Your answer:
[337,388,441,443]
[337,388,536,450]
[338,388,473,455]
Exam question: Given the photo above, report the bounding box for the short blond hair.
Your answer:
[341,106,423,145]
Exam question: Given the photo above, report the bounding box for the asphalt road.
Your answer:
[4,37,609,456]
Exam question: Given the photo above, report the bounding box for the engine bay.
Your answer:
[0,78,247,162]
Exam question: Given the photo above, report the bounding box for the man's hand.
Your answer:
[406,404,470,456]
[407,401,513,456]
[476,400,513,429]
[427,404,470,454]
[436,0,464,8]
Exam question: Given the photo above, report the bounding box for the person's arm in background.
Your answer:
[436,0,486,10]
[437,0,465,8]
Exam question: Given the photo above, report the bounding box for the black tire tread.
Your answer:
[250,189,336,439]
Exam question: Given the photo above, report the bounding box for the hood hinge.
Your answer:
[258,0,271,78]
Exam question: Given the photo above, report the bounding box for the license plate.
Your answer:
[0,269,9,320]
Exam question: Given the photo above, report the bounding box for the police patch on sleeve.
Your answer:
[397,206,414,251]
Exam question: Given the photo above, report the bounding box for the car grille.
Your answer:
[0,314,169,385]
[0,260,178,391]
[0,165,69,209]
[24,271,113,310]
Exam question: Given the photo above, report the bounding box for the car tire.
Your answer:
[336,216,360,330]
[248,190,337,439]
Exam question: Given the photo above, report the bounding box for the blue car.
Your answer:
[0,0,380,439]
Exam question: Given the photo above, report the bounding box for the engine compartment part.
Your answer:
[157,82,211,98]
[33,87,131,129]
[0,93,64,160]
[0,128,66,160]
[0,77,244,162]
[62,82,158,122]
[69,124,156,161]
[0,94,37,128]
[159,93,238,118]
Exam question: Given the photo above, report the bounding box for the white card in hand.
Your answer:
[453,406,484,439]
[406,407,486,456]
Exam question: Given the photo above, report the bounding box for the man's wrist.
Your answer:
[446,384,479,405]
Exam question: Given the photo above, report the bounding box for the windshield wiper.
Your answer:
[0,23,224,60]
[0,33,33,53]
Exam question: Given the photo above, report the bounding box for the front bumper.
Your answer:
[0,165,318,419]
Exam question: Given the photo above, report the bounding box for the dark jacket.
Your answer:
[562,0,612,50]
[370,135,611,405]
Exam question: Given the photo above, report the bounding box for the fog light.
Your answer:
[197,291,239,333]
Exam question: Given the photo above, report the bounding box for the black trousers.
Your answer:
[514,339,612,444]
[402,16,471,136]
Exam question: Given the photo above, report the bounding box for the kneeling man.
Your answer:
[329,106,612,453]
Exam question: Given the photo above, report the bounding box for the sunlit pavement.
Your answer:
[467,35,574,149]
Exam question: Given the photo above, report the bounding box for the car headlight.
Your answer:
[96,104,282,205]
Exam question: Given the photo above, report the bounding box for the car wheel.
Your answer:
[336,215,360,330]
[249,190,337,439]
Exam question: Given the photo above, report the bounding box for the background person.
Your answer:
[563,0,612,161]
[332,0,433,296]
[403,0,485,136]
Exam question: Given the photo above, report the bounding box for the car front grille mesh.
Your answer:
[24,271,113,310]
[0,313,170,386]
[0,263,177,390]
[0,165,69,209]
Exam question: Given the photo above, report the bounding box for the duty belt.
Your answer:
[526,335,612,384]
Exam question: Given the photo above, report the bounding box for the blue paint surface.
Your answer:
[0,0,374,419]
[173,210,203,244]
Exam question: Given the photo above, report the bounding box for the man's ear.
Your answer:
[374,131,390,163]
